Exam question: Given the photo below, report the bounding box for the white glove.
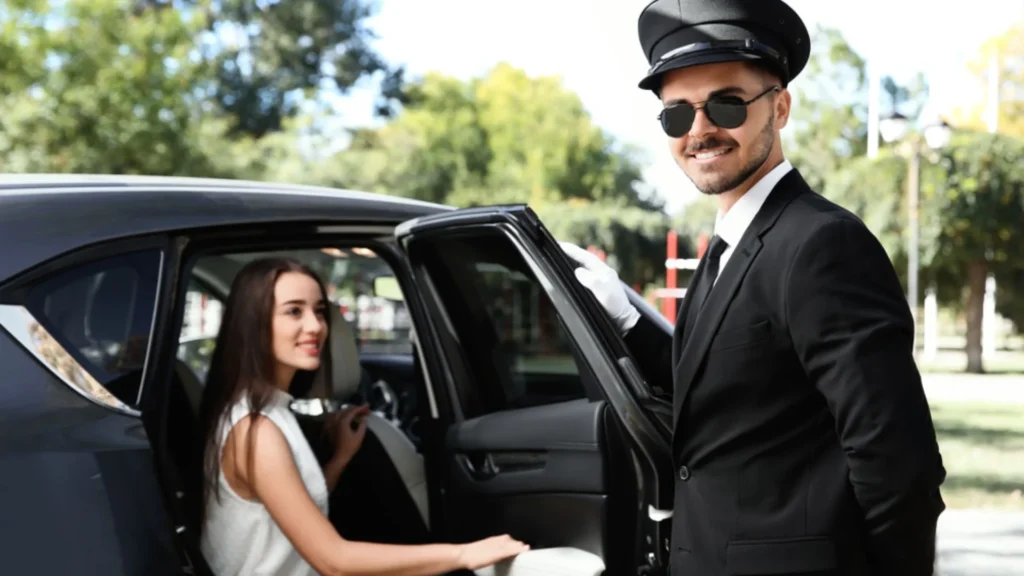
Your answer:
[559,241,641,334]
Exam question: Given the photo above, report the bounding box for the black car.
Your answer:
[0,175,678,576]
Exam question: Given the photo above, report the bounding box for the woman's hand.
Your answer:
[326,404,371,466]
[456,534,530,570]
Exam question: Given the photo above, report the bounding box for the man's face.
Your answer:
[659,61,789,196]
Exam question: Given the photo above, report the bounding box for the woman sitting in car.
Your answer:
[194,256,528,575]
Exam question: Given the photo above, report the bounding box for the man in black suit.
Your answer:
[560,1,946,574]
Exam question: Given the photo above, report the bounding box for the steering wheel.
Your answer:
[367,379,400,422]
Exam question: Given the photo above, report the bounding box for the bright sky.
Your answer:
[338,0,1024,214]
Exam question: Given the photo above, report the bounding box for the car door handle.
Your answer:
[459,453,500,480]
[457,451,547,481]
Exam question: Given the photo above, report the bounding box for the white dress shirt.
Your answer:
[712,159,793,284]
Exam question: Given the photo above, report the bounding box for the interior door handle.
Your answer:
[459,453,499,480]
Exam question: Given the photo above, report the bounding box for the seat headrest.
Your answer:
[308,306,361,401]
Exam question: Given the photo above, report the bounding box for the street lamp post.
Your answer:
[879,113,952,346]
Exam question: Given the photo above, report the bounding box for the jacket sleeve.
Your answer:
[623,314,674,397]
[785,217,946,575]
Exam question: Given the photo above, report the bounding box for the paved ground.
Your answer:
[922,373,1024,575]
[937,510,1024,576]
[922,373,1024,404]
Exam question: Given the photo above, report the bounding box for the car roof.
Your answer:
[0,174,453,281]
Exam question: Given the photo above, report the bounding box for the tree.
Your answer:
[949,19,1024,138]
[326,63,659,211]
[188,0,406,139]
[0,0,222,176]
[312,64,670,286]
[827,131,1024,373]
[931,131,1024,372]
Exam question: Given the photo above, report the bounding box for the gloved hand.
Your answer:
[559,241,641,335]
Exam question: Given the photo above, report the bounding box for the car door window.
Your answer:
[25,249,162,408]
[177,280,223,383]
[327,247,413,356]
[412,229,587,418]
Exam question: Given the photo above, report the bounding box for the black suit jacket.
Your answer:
[624,169,946,576]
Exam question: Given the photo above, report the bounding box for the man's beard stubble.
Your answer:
[684,111,776,196]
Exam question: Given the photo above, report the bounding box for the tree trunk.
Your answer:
[965,260,987,374]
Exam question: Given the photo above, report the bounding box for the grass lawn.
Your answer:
[930,400,1024,510]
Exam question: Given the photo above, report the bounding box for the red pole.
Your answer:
[664,230,678,322]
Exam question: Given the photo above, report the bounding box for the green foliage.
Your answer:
[826,130,1024,332]
[194,0,405,137]
[934,132,1024,325]
[0,0,217,175]
[326,63,660,212]
[935,132,1024,265]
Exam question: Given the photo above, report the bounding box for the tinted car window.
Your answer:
[26,250,162,407]
[413,229,586,418]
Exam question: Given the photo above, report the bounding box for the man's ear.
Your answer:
[775,88,792,131]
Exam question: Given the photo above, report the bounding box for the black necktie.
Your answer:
[683,235,728,336]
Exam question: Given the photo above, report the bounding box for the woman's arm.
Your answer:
[231,415,471,576]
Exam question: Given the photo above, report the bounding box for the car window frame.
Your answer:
[402,226,595,419]
[0,234,171,417]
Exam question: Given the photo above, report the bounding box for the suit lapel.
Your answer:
[671,171,811,431]
[671,251,709,417]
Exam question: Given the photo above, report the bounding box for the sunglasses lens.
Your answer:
[660,106,695,138]
[705,99,747,129]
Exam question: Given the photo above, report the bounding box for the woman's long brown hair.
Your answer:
[190,256,333,529]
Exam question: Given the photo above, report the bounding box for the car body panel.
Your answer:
[0,326,180,575]
[0,176,450,282]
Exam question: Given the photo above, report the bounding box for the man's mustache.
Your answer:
[685,139,738,155]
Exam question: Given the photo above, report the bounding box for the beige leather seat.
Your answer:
[315,307,430,529]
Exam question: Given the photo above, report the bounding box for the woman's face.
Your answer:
[271,271,328,383]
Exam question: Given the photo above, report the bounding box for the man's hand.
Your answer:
[559,241,640,334]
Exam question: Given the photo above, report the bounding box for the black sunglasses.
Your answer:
[658,86,780,138]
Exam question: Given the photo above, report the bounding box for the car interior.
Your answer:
[166,246,433,551]
[158,237,631,576]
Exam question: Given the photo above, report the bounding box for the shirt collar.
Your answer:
[714,159,793,247]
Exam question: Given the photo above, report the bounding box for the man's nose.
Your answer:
[688,107,717,139]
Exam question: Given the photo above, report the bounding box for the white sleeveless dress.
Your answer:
[200,388,329,576]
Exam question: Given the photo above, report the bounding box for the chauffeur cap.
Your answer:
[637,0,811,92]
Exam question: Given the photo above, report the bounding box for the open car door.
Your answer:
[394,205,675,576]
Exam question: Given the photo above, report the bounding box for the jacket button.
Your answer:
[678,465,690,481]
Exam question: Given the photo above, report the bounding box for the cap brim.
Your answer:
[638,50,774,91]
